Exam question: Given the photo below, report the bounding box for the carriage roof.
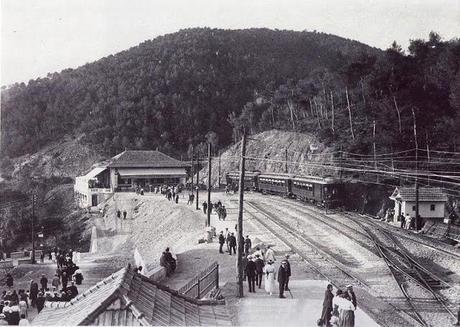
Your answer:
[292,175,340,185]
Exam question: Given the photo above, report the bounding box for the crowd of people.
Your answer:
[201,200,227,220]
[0,249,83,326]
[319,284,357,327]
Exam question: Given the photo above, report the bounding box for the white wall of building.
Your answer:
[394,201,445,219]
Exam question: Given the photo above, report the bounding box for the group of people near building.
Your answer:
[164,186,180,203]
[319,284,357,327]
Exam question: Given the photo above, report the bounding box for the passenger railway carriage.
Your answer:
[225,170,343,207]
[257,173,293,196]
[291,175,342,208]
[225,171,260,191]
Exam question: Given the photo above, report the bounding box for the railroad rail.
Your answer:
[352,219,457,327]
[246,200,369,288]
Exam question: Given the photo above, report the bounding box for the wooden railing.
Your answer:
[178,261,219,299]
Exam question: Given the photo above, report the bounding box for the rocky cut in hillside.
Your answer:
[1,28,380,159]
[199,129,338,187]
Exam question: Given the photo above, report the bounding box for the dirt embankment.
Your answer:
[96,193,205,271]
[200,129,336,187]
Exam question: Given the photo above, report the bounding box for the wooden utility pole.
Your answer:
[218,153,221,189]
[196,155,200,210]
[285,148,288,173]
[31,194,36,264]
[330,91,335,135]
[207,143,212,227]
[190,146,194,195]
[345,87,355,141]
[373,120,377,171]
[393,96,402,134]
[237,133,247,298]
[412,108,419,231]
[426,131,430,185]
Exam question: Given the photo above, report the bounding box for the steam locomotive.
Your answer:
[225,171,343,208]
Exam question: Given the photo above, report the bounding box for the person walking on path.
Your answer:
[228,233,237,255]
[254,254,265,288]
[244,235,252,255]
[117,210,121,219]
[345,285,357,309]
[277,261,289,298]
[123,210,127,220]
[263,260,276,296]
[218,232,225,254]
[175,194,179,204]
[284,254,291,291]
[51,274,60,290]
[202,201,208,215]
[319,284,334,327]
[265,245,275,263]
[245,255,257,293]
[29,281,38,307]
[36,293,45,313]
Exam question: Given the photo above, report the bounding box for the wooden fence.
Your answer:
[178,261,219,299]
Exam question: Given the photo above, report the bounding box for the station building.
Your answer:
[389,187,448,223]
[74,150,188,207]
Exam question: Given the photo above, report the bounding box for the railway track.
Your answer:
[247,195,458,326]
[245,200,368,289]
[266,195,460,261]
[353,219,457,327]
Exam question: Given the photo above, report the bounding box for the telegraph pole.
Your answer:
[207,143,212,227]
[190,145,194,195]
[218,153,222,189]
[196,154,200,210]
[412,108,420,231]
[31,194,36,264]
[285,148,288,173]
[237,133,247,298]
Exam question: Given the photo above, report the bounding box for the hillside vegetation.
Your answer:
[1,28,379,160]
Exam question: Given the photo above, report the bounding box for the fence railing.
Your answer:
[178,261,219,299]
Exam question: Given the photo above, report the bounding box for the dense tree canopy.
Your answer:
[1,28,379,158]
[231,32,460,155]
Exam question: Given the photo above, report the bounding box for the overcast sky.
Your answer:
[1,0,459,86]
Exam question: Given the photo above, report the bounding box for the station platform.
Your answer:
[163,192,381,326]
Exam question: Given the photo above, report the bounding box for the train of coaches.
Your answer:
[225,171,343,208]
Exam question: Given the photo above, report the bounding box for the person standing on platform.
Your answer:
[123,210,127,220]
[284,254,291,291]
[117,210,121,219]
[246,255,257,293]
[224,228,230,253]
[218,232,225,254]
[345,285,357,309]
[244,235,252,256]
[265,245,275,263]
[319,284,334,327]
[330,289,343,326]
[338,293,356,327]
[405,214,412,230]
[263,260,276,296]
[277,261,289,298]
[202,201,208,215]
[254,254,265,288]
[399,214,405,229]
[175,194,179,204]
[228,233,237,255]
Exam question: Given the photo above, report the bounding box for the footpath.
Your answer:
[162,191,380,327]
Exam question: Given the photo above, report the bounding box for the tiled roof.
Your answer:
[390,187,448,202]
[108,150,188,168]
[32,267,230,326]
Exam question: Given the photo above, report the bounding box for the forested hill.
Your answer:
[1,28,380,159]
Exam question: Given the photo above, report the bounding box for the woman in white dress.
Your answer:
[263,260,276,295]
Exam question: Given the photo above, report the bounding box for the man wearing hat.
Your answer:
[245,255,257,293]
[277,260,289,298]
[218,231,225,254]
[284,254,291,291]
[254,254,264,288]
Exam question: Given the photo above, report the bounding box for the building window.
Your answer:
[412,205,416,211]
[430,204,435,211]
